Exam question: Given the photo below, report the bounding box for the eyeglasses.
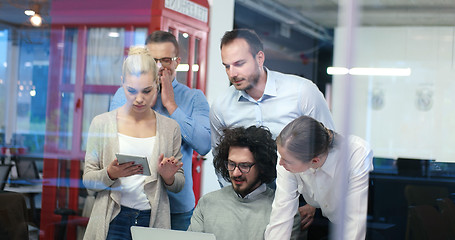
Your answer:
[226,161,256,173]
[154,57,178,66]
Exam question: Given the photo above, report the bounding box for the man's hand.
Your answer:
[157,153,183,185]
[107,159,143,180]
[159,68,177,114]
[299,204,316,230]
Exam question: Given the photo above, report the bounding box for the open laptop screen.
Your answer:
[14,158,40,181]
[131,226,216,240]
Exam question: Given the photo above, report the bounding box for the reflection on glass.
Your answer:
[14,29,50,153]
[62,28,78,85]
[177,32,189,86]
[85,28,124,85]
[55,158,72,210]
[81,93,111,151]
[0,29,8,140]
[59,92,74,151]
[134,28,148,46]
[192,38,200,89]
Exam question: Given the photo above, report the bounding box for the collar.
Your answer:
[171,78,178,88]
[235,183,267,200]
[237,67,277,102]
[318,148,337,178]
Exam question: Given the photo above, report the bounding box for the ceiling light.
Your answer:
[30,13,42,27]
[349,68,411,76]
[24,10,35,16]
[327,67,411,76]
[327,67,349,75]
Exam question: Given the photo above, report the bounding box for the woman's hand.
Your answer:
[107,159,143,180]
[157,153,183,185]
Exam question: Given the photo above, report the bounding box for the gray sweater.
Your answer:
[188,185,300,240]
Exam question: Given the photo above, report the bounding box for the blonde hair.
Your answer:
[122,46,159,86]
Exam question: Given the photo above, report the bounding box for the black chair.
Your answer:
[436,198,455,239]
[0,191,29,240]
[404,185,450,240]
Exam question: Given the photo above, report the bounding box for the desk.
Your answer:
[4,184,43,226]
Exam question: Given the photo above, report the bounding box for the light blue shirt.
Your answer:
[110,79,211,213]
[210,67,335,153]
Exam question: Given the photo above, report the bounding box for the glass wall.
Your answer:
[1,1,454,240]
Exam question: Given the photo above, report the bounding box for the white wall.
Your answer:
[201,0,235,195]
[332,27,455,163]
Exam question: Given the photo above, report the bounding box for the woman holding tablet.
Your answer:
[264,116,373,240]
[83,47,184,240]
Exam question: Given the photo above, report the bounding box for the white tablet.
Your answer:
[115,153,151,176]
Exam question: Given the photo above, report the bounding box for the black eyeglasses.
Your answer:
[154,57,178,66]
[226,161,256,173]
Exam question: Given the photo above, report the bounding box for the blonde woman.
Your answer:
[83,47,184,240]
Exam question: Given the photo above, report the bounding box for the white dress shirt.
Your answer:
[210,68,334,186]
[265,135,374,240]
[210,68,334,151]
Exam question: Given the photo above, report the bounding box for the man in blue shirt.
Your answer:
[210,28,335,236]
[110,31,211,230]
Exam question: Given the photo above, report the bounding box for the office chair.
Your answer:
[404,184,448,207]
[436,198,455,239]
[405,205,450,240]
[404,185,450,240]
[0,191,29,240]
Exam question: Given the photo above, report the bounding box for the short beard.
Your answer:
[230,66,261,91]
[231,176,262,197]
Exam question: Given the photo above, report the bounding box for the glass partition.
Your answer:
[177,31,190,85]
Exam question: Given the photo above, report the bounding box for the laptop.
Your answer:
[131,226,216,240]
[12,157,41,185]
[0,164,12,190]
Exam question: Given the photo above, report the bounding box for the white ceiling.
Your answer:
[274,0,455,27]
[1,0,454,28]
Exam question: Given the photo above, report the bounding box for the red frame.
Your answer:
[151,0,210,92]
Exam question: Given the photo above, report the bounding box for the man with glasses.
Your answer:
[188,126,299,240]
[210,28,335,236]
[109,31,211,231]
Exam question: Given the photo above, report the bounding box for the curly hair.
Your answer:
[213,126,277,184]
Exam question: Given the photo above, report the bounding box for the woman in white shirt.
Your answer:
[265,116,373,240]
[83,47,184,240]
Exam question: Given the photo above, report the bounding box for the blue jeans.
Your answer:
[170,208,194,230]
[106,206,151,240]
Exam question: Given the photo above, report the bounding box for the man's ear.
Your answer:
[256,51,265,67]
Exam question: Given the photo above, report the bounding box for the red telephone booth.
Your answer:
[41,1,210,239]
[149,0,210,206]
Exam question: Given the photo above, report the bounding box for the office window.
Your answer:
[0,28,49,154]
